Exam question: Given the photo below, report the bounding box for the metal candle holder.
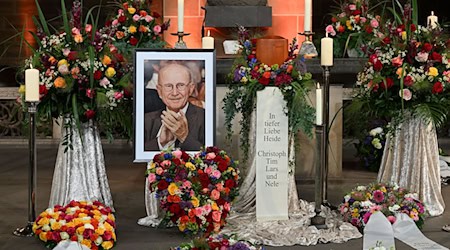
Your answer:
[321,66,331,206]
[298,31,318,58]
[171,32,190,49]
[13,101,38,237]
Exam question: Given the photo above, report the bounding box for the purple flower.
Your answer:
[230,242,251,250]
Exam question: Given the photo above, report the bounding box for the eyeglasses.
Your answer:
[161,82,189,92]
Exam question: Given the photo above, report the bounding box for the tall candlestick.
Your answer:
[427,11,438,29]
[177,0,184,32]
[202,30,214,49]
[304,0,312,32]
[321,33,333,66]
[25,68,40,102]
[316,83,323,125]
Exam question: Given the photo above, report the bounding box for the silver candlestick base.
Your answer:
[171,32,190,49]
[13,101,38,237]
[298,31,318,58]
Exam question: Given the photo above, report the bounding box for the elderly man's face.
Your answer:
[157,64,194,112]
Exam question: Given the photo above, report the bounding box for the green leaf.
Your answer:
[34,0,50,36]
[60,0,71,42]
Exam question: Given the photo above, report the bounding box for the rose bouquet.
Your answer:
[325,0,382,57]
[105,0,169,58]
[19,0,133,144]
[348,2,450,130]
[32,200,116,250]
[339,182,426,231]
[223,27,315,161]
[173,234,262,250]
[146,147,240,236]
[354,126,386,172]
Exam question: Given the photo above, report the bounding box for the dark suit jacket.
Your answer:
[144,104,205,151]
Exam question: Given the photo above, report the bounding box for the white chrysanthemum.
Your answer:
[389,204,400,212]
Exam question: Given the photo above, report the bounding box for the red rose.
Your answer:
[352,10,361,16]
[172,158,181,166]
[373,60,383,71]
[432,81,443,94]
[338,25,345,33]
[383,37,391,44]
[199,173,210,188]
[365,26,373,34]
[85,109,96,119]
[380,77,394,89]
[39,84,48,96]
[122,2,128,8]
[114,53,124,62]
[331,17,338,23]
[218,160,228,172]
[259,77,270,85]
[422,43,433,52]
[157,179,169,190]
[129,36,138,46]
[410,24,416,32]
[118,15,126,23]
[225,179,236,188]
[94,70,102,80]
[404,75,414,87]
[431,52,442,62]
[169,203,181,215]
[67,51,78,61]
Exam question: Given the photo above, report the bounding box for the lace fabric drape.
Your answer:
[378,116,445,216]
[49,120,114,210]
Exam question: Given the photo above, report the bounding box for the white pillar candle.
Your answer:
[304,0,312,32]
[25,68,40,102]
[321,33,333,66]
[427,11,438,29]
[202,30,214,49]
[316,83,323,125]
[177,0,184,32]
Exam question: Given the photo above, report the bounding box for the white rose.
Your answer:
[60,232,70,240]
[95,236,103,245]
[344,194,351,202]
[369,127,383,136]
[84,223,94,230]
[357,185,367,191]
[42,224,51,232]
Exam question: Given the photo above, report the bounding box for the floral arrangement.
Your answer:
[32,200,116,250]
[223,27,315,161]
[326,0,381,57]
[339,182,426,231]
[348,1,450,130]
[105,0,169,58]
[146,147,240,236]
[173,234,262,250]
[354,126,386,172]
[19,0,133,144]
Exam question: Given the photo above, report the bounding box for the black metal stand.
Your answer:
[13,102,38,237]
[321,66,331,208]
[171,32,190,48]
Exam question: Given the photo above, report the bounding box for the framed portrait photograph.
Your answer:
[133,49,216,162]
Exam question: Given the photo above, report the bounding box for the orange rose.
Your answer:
[102,55,112,66]
[74,34,83,43]
[139,25,148,33]
[116,31,125,39]
[54,77,66,88]
[262,71,271,78]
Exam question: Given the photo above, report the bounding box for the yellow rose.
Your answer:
[76,226,85,235]
[401,31,407,40]
[81,239,92,249]
[102,55,112,66]
[54,77,66,88]
[128,7,136,14]
[168,183,179,195]
[346,20,353,30]
[211,202,219,211]
[19,84,26,94]
[58,59,68,67]
[112,231,117,241]
[92,210,101,216]
[78,212,88,218]
[178,223,186,232]
[185,162,196,171]
[51,221,62,231]
[39,232,48,242]
[37,217,50,226]
[396,67,403,78]
[380,186,387,193]
[104,222,114,231]
[102,240,114,250]
[74,34,83,43]
[32,223,39,232]
[95,227,106,235]
[191,196,199,207]
[428,67,438,77]
[105,67,116,78]
[128,25,137,34]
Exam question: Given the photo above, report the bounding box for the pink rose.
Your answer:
[161,160,171,168]
[99,77,110,88]
[112,19,119,26]
[370,19,379,28]
[215,183,224,191]
[145,15,154,22]
[133,14,140,22]
[153,25,161,34]
[205,166,213,175]
[147,173,156,183]
[118,9,124,15]
[212,210,222,222]
[85,24,92,33]
[360,17,367,23]
[387,215,396,224]
[58,64,69,75]
[155,167,163,175]
[86,88,95,99]
[206,152,216,160]
[391,56,403,67]
[63,48,71,57]
[325,25,336,36]
[224,202,230,211]
[114,91,123,100]
[349,4,356,10]
[415,52,429,62]
[212,170,221,179]
[182,181,191,188]
[404,75,414,86]
[204,204,212,214]
[195,207,203,217]
[173,150,182,159]
[71,27,80,35]
[210,189,220,200]
[400,88,412,101]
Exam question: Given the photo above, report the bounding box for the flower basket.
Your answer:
[33,200,116,250]
[339,183,426,232]
[146,147,240,236]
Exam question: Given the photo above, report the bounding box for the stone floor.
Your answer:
[1,142,450,250]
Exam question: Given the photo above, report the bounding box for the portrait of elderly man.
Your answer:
[144,62,205,151]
